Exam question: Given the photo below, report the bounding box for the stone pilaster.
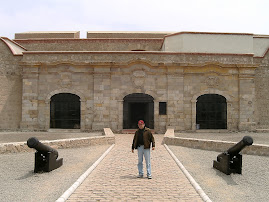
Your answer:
[155,74,168,133]
[117,100,124,131]
[238,69,256,131]
[166,68,184,131]
[20,66,39,130]
[92,68,111,130]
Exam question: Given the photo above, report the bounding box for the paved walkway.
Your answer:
[67,134,203,201]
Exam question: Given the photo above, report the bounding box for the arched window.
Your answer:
[50,93,80,129]
[196,94,227,129]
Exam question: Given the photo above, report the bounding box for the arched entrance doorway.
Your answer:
[196,94,227,129]
[123,93,154,129]
[50,93,81,129]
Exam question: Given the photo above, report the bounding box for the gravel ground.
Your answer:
[0,132,102,143]
[175,132,269,145]
[0,144,110,202]
[168,145,269,202]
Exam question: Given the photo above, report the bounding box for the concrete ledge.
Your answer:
[163,129,269,156]
[164,128,175,137]
[256,129,269,133]
[103,128,115,137]
[0,128,115,154]
[15,31,80,39]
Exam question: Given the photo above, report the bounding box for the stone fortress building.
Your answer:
[1,31,269,133]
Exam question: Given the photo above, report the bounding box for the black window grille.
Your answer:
[196,94,227,129]
[50,93,81,129]
[159,102,167,115]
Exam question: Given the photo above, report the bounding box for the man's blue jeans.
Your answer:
[137,145,151,177]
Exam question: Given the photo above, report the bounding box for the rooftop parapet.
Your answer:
[87,31,174,38]
[15,31,80,39]
[0,37,27,55]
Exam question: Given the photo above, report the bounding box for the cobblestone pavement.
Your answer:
[67,134,203,202]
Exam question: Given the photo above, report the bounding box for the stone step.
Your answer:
[196,129,229,133]
[48,129,81,133]
[121,129,155,134]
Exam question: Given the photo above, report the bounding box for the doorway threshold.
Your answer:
[48,129,81,133]
[195,129,228,133]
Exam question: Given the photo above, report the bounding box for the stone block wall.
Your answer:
[167,68,184,131]
[238,68,256,131]
[92,68,111,130]
[183,65,240,131]
[19,52,260,132]
[20,62,170,132]
[155,69,168,132]
[110,63,168,132]
[0,41,22,130]
[14,39,163,52]
[255,60,269,129]
[21,64,94,130]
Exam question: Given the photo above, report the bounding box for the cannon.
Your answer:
[213,136,253,175]
[27,137,63,173]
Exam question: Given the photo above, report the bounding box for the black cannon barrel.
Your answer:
[27,137,58,158]
[227,136,253,156]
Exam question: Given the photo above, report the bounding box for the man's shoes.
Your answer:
[147,175,152,179]
[137,175,143,178]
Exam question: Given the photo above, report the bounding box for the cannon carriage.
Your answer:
[213,136,253,175]
[27,137,63,172]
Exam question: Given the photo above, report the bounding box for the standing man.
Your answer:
[132,120,155,179]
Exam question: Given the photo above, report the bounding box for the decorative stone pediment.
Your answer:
[132,70,146,87]
[133,70,146,77]
[59,72,72,88]
[205,76,220,88]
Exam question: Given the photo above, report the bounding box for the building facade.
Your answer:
[0,31,269,133]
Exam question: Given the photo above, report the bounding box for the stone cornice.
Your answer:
[20,52,256,68]
[14,38,163,43]
[22,51,254,56]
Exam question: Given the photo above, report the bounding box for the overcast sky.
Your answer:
[1,0,269,39]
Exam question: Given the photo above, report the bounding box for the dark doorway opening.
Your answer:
[123,93,154,129]
[129,103,147,128]
[50,93,81,129]
[196,94,227,129]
